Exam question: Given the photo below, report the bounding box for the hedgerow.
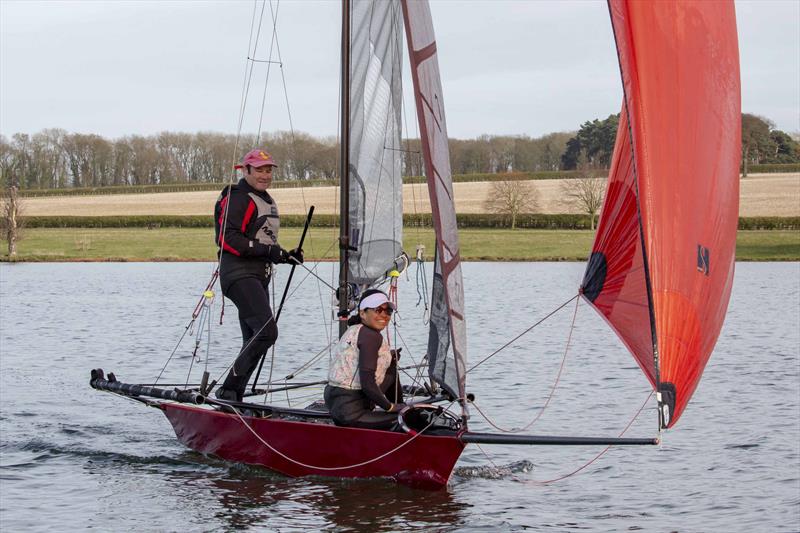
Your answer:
[746,163,800,173]
[24,214,797,230]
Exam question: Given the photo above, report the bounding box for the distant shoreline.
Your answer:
[2,228,797,262]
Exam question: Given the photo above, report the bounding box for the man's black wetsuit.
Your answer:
[214,178,288,401]
[324,325,403,430]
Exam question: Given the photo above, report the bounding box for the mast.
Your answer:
[338,0,351,336]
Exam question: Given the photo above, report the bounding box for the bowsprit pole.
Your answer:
[251,205,315,392]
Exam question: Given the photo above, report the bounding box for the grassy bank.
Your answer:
[1,228,798,262]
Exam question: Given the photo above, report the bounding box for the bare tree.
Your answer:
[1,180,22,257]
[484,180,540,229]
[560,172,606,230]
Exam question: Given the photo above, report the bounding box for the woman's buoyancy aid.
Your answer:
[328,325,393,390]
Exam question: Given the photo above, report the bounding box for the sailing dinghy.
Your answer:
[90,0,740,489]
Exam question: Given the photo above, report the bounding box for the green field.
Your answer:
[1,228,797,261]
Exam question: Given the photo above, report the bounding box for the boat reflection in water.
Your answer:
[202,466,467,530]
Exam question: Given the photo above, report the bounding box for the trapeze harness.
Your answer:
[214,179,283,401]
[324,324,403,430]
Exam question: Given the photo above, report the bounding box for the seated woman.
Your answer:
[324,289,406,430]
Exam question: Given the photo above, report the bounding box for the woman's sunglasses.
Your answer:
[371,305,394,316]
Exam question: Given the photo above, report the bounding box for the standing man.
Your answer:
[213,148,303,402]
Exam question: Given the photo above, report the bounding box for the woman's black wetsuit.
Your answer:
[324,325,403,430]
[214,178,288,401]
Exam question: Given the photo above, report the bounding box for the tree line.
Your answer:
[1,113,797,189]
[741,114,800,175]
[0,129,572,190]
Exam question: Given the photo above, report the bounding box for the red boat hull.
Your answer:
[161,403,465,489]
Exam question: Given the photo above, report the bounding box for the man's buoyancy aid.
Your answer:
[214,181,280,253]
[214,179,281,290]
[328,324,393,390]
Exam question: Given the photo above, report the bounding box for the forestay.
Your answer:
[582,0,740,428]
[347,0,404,286]
[401,0,467,403]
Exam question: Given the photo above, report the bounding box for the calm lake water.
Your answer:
[1,262,798,532]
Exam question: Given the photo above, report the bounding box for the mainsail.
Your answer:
[347,0,404,285]
[401,0,467,402]
[583,0,741,428]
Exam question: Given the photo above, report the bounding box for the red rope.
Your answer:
[526,390,654,484]
[471,296,581,433]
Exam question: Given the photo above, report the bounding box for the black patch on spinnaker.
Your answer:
[658,382,677,428]
[697,244,710,276]
[581,251,607,302]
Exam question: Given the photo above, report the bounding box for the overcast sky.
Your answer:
[1,0,798,140]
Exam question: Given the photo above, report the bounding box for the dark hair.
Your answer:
[347,314,362,326]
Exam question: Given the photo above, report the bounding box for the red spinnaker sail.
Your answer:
[583,0,741,428]
[401,0,467,402]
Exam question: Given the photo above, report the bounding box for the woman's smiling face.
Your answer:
[359,304,393,331]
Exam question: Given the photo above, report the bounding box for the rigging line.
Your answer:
[310,252,334,349]
[217,0,269,278]
[185,298,214,389]
[204,297,212,375]
[316,261,333,347]
[290,258,337,291]
[265,1,326,338]
[263,274,278,402]
[255,0,280,144]
[281,339,338,381]
[473,442,507,476]
[236,0,261,134]
[278,48,312,224]
[383,146,420,154]
[466,293,580,374]
[250,2,322,348]
[227,402,447,471]
[154,319,196,386]
[156,269,220,384]
[184,344,196,390]
[248,58,282,64]
[469,296,581,433]
[391,325,427,388]
[525,391,654,484]
[235,0,269,145]
[284,382,292,407]
[211,254,336,386]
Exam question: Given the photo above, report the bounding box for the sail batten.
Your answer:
[586,0,741,428]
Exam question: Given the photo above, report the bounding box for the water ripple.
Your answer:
[0,262,798,532]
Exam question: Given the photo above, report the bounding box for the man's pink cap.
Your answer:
[235,149,278,169]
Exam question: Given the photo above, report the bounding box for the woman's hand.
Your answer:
[388,402,408,413]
